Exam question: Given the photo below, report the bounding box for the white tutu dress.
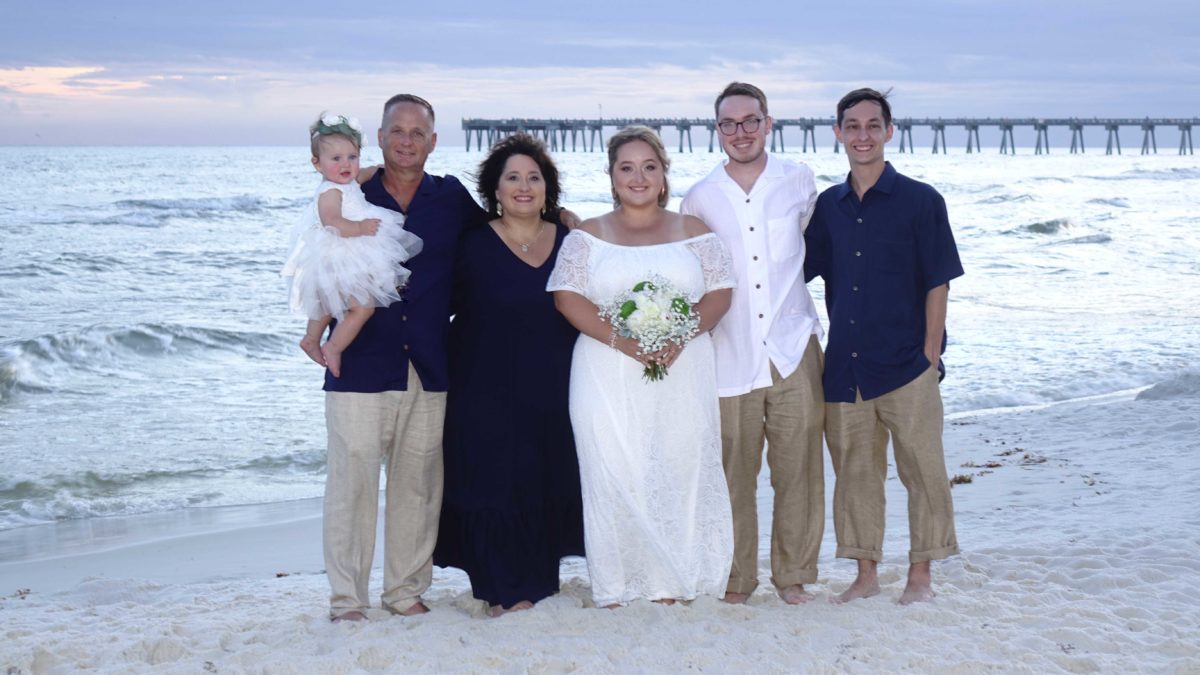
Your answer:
[282,180,422,321]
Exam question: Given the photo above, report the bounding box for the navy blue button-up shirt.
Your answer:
[324,170,486,394]
[804,162,963,402]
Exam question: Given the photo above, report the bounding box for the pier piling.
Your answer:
[1141,120,1158,155]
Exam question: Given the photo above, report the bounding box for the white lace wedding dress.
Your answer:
[547,230,735,606]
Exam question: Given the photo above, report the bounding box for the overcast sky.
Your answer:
[3,0,1198,145]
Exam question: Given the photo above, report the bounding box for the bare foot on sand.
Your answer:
[652,598,677,606]
[833,578,880,604]
[387,600,430,616]
[722,591,750,604]
[899,562,936,605]
[779,584,814,605]
[832,560,880,604]
[322,345,342,378]
[331,610,367,623]
[488,600,534,617]
[300,335,325,366]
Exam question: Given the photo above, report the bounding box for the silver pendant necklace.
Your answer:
[505,221,545,253]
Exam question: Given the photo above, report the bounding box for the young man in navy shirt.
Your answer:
[804,88,963,604]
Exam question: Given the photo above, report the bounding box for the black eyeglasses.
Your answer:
[717,117,763,136]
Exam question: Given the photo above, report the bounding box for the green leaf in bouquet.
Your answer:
[618,299,637,319]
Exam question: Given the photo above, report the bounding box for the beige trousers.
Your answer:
[718,335,825,594]
[825,365,959,564]
[323,365,446,616]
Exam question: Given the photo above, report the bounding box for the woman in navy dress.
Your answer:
[434,133,584,616]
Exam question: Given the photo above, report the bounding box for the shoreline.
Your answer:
[0,383,1154,556]
[3,391,1198,672]
[0,381,1173,594]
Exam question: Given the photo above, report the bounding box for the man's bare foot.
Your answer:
[300,335,325,366]
[602,603,622,609]
[779,584,815,605]
[331,610,367,623]
[487,600,534,617]
[652,598,677,605]
[722,591,750,604]
[387,600,430,616]
[832,560,880,605]
[899,584,936,605]
[832,577,880,604]
[899,562,936,605]
[322,345,342,378]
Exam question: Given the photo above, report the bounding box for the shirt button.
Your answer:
[851,352,858,358]
[856,218,863,224]
[401,315,407,321]
[855,251,862,256]
[749,226,755,231]
[403,345,410,351]
[849,319,856,324]
[758,314,764,318]
[755,284,761,289]
[852,285,859,291]
[745,198,750,203]
[753,255,758,261]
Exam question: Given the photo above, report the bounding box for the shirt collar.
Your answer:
[364,168,436,214]
[834,161,897,201]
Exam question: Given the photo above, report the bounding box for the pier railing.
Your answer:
[461,117,1197,155]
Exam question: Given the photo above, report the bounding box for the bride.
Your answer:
[547,126,735,606]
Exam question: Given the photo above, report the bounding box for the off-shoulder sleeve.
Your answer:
[686,235,736,293]
[546,230,592,294]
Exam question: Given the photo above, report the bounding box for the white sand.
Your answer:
[3,384,1199,674]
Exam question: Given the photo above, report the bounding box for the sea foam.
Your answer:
[1135,370,1200,401]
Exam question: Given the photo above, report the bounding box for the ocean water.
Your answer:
[1,145,1198,535]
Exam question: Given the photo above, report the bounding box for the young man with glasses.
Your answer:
[681,82,825,605]
[804,88,962,604]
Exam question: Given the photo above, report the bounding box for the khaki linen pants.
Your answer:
[323,365,446,616]
[718,334,825,594]
[825,365,959,564]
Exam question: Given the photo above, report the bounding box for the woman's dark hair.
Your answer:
[475,132,561,217]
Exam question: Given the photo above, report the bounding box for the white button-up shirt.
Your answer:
[680,153,822,397]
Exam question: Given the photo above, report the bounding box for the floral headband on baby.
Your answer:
[311,113,364,148]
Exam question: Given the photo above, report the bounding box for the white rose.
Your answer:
[635,297,661,319]
[627,310,652,335]
[347,117,363,133]
[321,113,343,127]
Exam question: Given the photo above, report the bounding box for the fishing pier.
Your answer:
[461,117,1197,155]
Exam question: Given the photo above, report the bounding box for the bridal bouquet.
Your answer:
[599,275,699,381]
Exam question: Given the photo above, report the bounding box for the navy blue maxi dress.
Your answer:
[434,223,585,609]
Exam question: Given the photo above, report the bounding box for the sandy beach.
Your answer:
[3,374,1198,674]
